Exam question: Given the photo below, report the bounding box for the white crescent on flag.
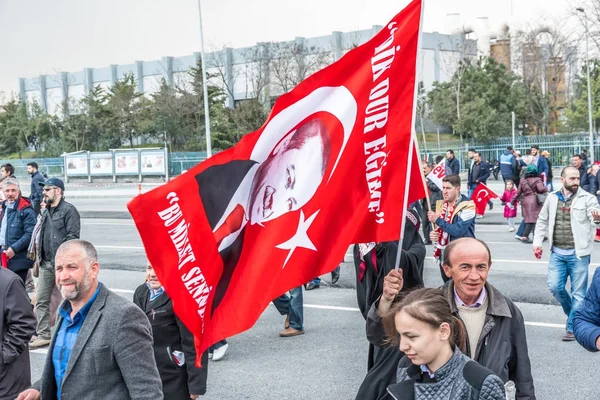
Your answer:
[476,189,489,203]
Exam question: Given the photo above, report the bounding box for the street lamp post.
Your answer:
[577,7,594,163]
[197,0,212,158]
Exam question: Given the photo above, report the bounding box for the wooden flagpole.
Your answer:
[395,0,426,272]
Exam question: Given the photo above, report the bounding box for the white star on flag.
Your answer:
[276,210,320,268]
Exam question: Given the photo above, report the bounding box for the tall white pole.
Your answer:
[511,111,516,149]
[585,15,594,163]
[395,0,426,272]
[197,0,212,158]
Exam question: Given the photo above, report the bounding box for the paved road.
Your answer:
[24,218,600,400]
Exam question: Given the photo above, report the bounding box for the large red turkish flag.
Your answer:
[128,0,424,364]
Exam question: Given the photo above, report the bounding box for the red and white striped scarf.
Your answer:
[433,201,455,260]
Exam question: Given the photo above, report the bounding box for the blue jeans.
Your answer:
[272,286,303,330]
[516,219,525,236]
[547,252,590,332]
[311,265,341,285]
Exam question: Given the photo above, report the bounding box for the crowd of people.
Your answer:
[0,146,600,399]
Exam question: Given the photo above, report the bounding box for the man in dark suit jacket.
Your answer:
[195,118,332,315]
[0,267,36,399]
[17,240,162,400]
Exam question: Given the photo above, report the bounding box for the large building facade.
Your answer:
[19,27,477,115]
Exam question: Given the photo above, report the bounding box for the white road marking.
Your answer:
[425,256,546,265]
[305,303,564,329]
[525,321,564,329]
[482,242,530,245]
[28,298,565,356]
[111,288,135,294]
[95,245,144,250]
[83,222,134,226]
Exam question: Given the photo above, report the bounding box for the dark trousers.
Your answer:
[438,259,450,283]
[523,223,535,238]
[211,340,227,351]
[422,207,432,243]
[13,268,28,285]
[32,201,41,216]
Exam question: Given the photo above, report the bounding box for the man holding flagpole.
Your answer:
[428,174,476,283]
[469,152,494,218]
[421,161,442,245]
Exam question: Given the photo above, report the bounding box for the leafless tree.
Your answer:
[577,0,600,52]
[267,41,333,96]
[206,45,242,103]
[510,19,580,134]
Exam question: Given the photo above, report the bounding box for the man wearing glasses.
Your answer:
[30,178,80,349]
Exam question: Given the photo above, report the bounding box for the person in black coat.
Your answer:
[354,208,426,400]
[421,162,442,245]
[133,263,209,399]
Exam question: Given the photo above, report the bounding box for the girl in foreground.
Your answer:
[380,288,505,400]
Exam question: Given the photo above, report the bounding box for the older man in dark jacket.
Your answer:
[367,238,536,400]
[0,267,36,400]
[0,178,37,284]
[134,263,208,399]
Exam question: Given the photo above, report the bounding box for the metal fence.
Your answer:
[0,153,209,182]
[0,134,595,182]
[169,152,209,176]
[0,158,65,182]
[420,133,600,170]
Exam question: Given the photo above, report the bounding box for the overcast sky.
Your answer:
[0,0,583,98]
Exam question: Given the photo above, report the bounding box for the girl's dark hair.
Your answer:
[382,288,466,353]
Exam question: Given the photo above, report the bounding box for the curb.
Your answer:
[81,211,132,219]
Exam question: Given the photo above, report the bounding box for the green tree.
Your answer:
[428,58,530,141]
[104,74,150,148]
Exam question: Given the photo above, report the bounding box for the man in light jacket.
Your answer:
[533,166,600,341]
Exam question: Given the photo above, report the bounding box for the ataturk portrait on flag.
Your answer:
[195,87,357,313]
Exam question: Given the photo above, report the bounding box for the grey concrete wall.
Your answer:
[19,29,476,113]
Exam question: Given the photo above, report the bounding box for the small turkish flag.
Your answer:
[128,0,425,365]
[471,183,498,216]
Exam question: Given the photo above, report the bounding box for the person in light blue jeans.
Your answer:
[272,286,304,337]
[547,252,589,334]
[533,166,600,341]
